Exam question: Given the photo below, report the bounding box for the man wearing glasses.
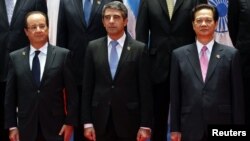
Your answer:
[4,11,78,141]
[170,4,245,141]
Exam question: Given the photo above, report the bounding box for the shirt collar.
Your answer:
[107,33,126,48]
[29,42,48,55]
[196,39,214,53]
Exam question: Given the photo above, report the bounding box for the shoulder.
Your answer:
[10,47,29,57]
[216,42,238,54]
[50,44,70,56]
[172,43,195,54]
[88,37,106,46]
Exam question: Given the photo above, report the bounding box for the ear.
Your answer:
[124,18,128,27]
[24,28,29,36]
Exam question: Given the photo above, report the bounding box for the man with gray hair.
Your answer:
[81,1,153,141]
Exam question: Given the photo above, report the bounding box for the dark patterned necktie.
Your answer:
[32,51,41,86]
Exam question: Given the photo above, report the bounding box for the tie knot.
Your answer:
[201,46,207,53]
[110,41,118,48]
[35,50,40,56]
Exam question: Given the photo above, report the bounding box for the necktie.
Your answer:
[5,0,15,24]
[84,0,92,25]
[166,0,174,19]
[200,46,208,82]
[109,41,119,79]
[32,51,41,86]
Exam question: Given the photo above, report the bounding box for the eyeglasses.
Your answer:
[27,24,47,32]
[194,18,214,25]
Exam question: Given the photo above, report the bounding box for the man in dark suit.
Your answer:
[136,0,207,140]
[4,11,78,141]
[228,0,250,125]
[56,1,120,140]
[170,4,245,141]
[81,1,153,141]
[0,1,47,140]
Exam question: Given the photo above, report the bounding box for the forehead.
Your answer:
[195,9,213,18]
[27,14,46,23]
[104,8,122,16]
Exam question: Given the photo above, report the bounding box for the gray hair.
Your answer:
[102,1,128,19]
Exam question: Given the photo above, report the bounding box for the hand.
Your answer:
[171,132,181,141]
[59,124,74,141]
[136,128,151,141]
[9,128,19,141]
[84,127,96,141]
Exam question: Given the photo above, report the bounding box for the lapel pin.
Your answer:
[127,46,131,51]
[216,54,220,59]
[97,0,101,5]
[22,52,26,55]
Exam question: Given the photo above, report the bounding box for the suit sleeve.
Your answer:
[136,0,149,45]
[56,0,68,48]
[231,50,245,124]
[138,44,153,128]
[63,51,79,126]
[4,55,18,129]
[170,51,181,132]
[228,0,239,46]
[81,43,95,124]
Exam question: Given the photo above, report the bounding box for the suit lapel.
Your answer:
[88,0,103,26]
[186,43,204,83]
[73,0,87,27]
[0,0,9,26]
[19,47,40,88]
[40,44,56,87]
[159,0,169,18]
[11,0,25,26]
[114,36,130,79]
[100,37,113,81]
[205,42,223,83]
[173,0,184,18]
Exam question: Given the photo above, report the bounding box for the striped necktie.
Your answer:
[5,0,15,24]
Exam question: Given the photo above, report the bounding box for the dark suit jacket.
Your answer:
[136,0,206,83]
[0,0,47,81]
[228,0,250,77]
[81,35,153,138]
[228,0,250,125]
[4,44,78,141]
[57,0,117,85]
[170,42,245,141]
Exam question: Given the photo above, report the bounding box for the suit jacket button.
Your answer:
[111,85,115,88]
[37,90,40,94]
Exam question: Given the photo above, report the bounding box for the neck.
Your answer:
[197,36,213,45]
[109,31,125,41]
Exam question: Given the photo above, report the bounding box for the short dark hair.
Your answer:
[191,4,219,22]
[102,1,128,19]
[24,11,49,28]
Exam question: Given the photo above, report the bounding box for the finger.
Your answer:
[59,127,64,136]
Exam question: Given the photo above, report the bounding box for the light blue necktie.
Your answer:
[83,0,92,25]
[109,41,119,79]
[5,0,14,24]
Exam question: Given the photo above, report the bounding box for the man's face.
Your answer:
[192,9,217,39]
[102,8,128,38]
[24,13,48,48]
